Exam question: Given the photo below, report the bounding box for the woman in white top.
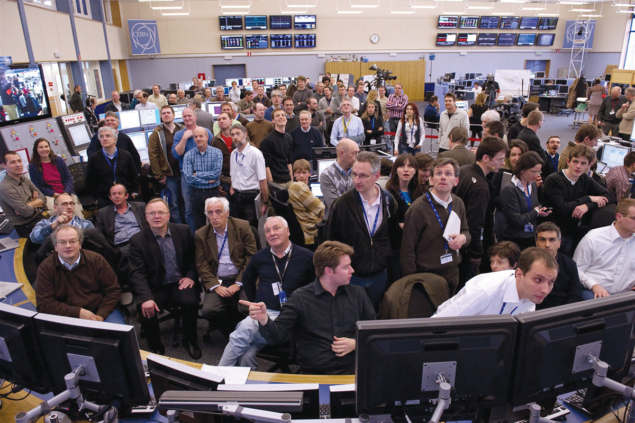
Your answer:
[393,102,424,155]
[228,81,241,104]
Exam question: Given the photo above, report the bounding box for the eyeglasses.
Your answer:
[352,172,374,180]
[57,239,79,246]
[146,211,169,217]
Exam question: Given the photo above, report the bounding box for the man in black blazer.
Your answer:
[128,198,201,359]
[86,112,141,172]
[104,91,130,113]
[95,183,147,248]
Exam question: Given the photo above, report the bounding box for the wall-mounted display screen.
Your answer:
[294,34,316,48]
[538,17,559,30]
[517,33,537,46]
[0,64,51,128]
[270,15,292,30]
[497,33,518,46]
[219,16,243,30]
[438,16,459,29]
[244,15,267,30]
[536,33,555,46]
[220,35,244,49]
[246,34,268,49]
[270,34,293,48]
[477,33,497,46]
[519,16,540,30]
[480,16,500,29]
[499,16,520,29]
[459,16,479,29]
[294,15,316,29]
[457,33,477,46]
[436,33,457,46]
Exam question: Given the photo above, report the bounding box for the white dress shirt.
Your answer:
[135,101,158,110]
[360,186,383,237]
[433,270,535,317]
[394,118,425,150]
[212,224,240,289]
[573,223,635,294]
[230,142,267,191]
[330,115,364,146]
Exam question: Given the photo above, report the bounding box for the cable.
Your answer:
[2,389,31,401]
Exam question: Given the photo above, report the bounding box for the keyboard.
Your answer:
[130,395,157,414]
[562,388,611,419]
[514,404,571,423]
[0,217,14,235]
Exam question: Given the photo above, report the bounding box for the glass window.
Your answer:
[27,0,55,8]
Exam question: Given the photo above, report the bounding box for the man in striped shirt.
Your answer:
[385,83,408,134]
[606,151,635,203]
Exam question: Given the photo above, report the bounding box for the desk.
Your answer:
[538,95,568,114]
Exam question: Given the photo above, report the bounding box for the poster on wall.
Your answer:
[563,20,596,49]
[128,20,161,55]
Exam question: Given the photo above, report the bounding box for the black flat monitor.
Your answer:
[219,15,243,30]
[535,71,546,78]
[509,292,635,407]
[34,313,150,406]
[459,16,479,29]
[558,85,569,95]
[356,316,517,420]
[330,384,356,418]
[538,17,559,30]
[480,15,500,29]
[537,33,556,46]
[0,64,52,128]
[0,304,51,394]
[436,33,457,46]
[294,14,316,30]
[555,79,568,85]
[312,146,337,170]
[295,34,316,48]
[221,35,244,50]
[497,33,517,46]
[499,16,520,29]
[438,15,459,29]
[606,74,612,82]
[477,33,497,46]
[271,34,292,48]
[465,80,473,87]
[147,354,222,401]
[361,143,387,154]
[457,33,477,46]
[246,34,268,49]
[517,33,537,46]
[244,15,267,30]
[519,16,539,30]
[533,79,543,86]
[270,15,292,30]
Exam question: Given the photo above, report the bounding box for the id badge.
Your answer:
[279,291,288,305]
[440,253,453,264]
[524,224,534,233]
[610,110,616,115]
[370,138,377,145]
[272,282,281,296]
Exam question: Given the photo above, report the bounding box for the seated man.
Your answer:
[573,198,635,299]
[288,159,325,246]
[96,183,147,249]
[606,151,635,202]
[488,241,521,272]
[128,198,201,358]
[195,197,257,327]
[0,151,46,237]
[31,193,94,244]
[35,225,123,323]
[218,216,315,370]
[240,240,374,374]
[433,248,558,317]
[535,222,583,309]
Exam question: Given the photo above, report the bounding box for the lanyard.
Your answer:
[342,116,351,134]
[426,193,451,251]
[549,153,558,170]
[499,302,519,315]
[235,152,245,167]
[102,149,118,182]
[400,191,411,206]
[522,185,532,212]
[271,245,293,283]
[360,192,380,238]
[370,117,375,130]
[612,98,620,110]
[217,232,228,261]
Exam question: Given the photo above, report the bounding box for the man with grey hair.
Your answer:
[330,99,364,146]
[196,196,257,331]
[617,86,635,141]
[105,90,129,113]
[598,86,626,136]
[229,101,250,127]
[35,225,124,324]
[86,111,141,171]
[214,86,227,102]
[324,151,399,310]
[176,89,189,104]
[203,87,213,103]
[129,89,142,110]
[264,89,283,122]
[313,82,325,103]
[218,215,315,370]
[189,97,214,133]
[135,91,158,110]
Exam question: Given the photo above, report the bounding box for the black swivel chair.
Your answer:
[268,187,306,248]
[67,162,99,221]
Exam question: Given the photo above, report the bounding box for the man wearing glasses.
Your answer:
[128,198,201,359]
[30,193,94,244]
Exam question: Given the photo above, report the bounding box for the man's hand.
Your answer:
[447,234,467,251]
[598,121,606,127]
[238,300,268,325]
[215,286,233,298]
[94,315,104,322]
[183,130,194,140]
[141,300,160,318]
[331,336,356,357]
[394,150,399,156]
[590,196,609,207]
[592,284,610,298]
[573,204,589,219]
[219,185,228,197]
[79,308,99,320]
[227,284,241,295]
[158,176,167,184]
[230,186,235,196]
[415,145,421,150]
[261,203,268,216]
[178,277,195,290]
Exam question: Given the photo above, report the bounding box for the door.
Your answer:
[213,64,246,86]
[59,62,73,114]
[525,60,551,77]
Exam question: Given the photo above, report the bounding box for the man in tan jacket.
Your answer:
[616,87,635,142]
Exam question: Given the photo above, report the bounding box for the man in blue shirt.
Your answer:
[31,193,94,244]
[424,95,440,129]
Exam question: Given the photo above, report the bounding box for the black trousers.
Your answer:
[191,186,220,230]
[14,214,44,238]
[230,189,259,229]
[137,282,200,350]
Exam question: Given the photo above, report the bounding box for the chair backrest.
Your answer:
[67,162,89,195]
[250,225,262,251]
[269,192,305,247]
[381,273,450,319]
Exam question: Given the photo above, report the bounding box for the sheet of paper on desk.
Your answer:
[201,365,250,384]
[0,282,23,299]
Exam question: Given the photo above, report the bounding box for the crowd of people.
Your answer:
[1,73,634,376]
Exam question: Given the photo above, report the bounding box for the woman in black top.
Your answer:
[467,93,488,147]
[492,139,528,240]
[361,101,384,145]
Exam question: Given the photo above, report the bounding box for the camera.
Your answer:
[366,64,398,90]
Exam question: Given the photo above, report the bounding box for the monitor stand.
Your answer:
[588,355,635,423]
[14,365,117,423]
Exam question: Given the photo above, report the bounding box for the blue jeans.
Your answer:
[164,176,184,224]
[180,175,195,232]
[350,269,387,312]
[582,289,595,300]
[104,307,126,325]
[218,310,280,370]
[399,145,417,155]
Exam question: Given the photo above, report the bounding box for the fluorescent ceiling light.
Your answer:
[537,13,560,15]
[491,12,512,15]
[150,5,183,9]
[467,6,494,9]
[161,11,188,15]
[500,0,529,3]
[558,1,587,4]
[337,10,362,13]
[281,9,305,12]
[138,0,174,3]
[441,11,464,14]
[351,0,380,7]
[411,5,438,8]
[521,6,547,9]
[570,8,595,11]
[580,13,602,16]
[391,10,415,13]
[611,2,634,6]
[618,9,635,12]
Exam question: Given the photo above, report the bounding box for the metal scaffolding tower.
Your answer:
[568,19,591,78]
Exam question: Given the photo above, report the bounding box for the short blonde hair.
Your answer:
[293,159,311,173]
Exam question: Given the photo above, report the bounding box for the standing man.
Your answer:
[254,85,271,108]
[330,85,347,119]
[260,109,294,185]
[308,97,326,141]
[330,99,365,146]
[320,139,359,217]
[246,103,274,149]
[292,76,312,114]
[135,91,158,110]
[598,86,626,136]
[291,111,325,163]
[148,85,168,108]
[438,92,470,153]
[377,86,389,120]
[318,86,335,119]
[386,83,408,134]
[355,82,367,104]
[0,68,18,119]
[264,90,283,122]
[230,123,268,227]
[189,97,214,133]
[148,105,185,223]
[283,97,300,133]
[423,95,440,129]
[237,90,255,114]
[105,91,129,113]
[517,110,544,154]
[213,103,240,135]
[210,112,234,196]
[346,86,360,115]
[437,127,475,166]
[69,85,84,113]
[401,158,470,294]
[86,111,142,172]
[176,90,189,105]
[542,136,561,181]
[313,82,325,103]
[214,87,227,102]
[324,152,399,310]
[616,87,635,142]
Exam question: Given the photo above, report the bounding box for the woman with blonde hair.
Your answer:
[359,89,383,120]
[467,92,488,146]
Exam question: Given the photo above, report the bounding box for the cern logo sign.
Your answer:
[128,20,161,55]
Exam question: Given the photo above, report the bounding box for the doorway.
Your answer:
[213,64,246,86]
[525,60,551,77]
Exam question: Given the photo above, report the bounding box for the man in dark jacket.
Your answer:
[104,90,130,113]
[517,110,544,155]
[86,111,142,172]
[507,102,539,141]
[69,85,84,113]
[95,184,147,247]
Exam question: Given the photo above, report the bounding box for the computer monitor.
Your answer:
[456,100,469,110]
[317,159,336,178]
[139,108,160,127]
[535,71,546,78]
[330,384,356,418]
[361,143,388,154]
[532,79,543,87]
[206,102,223,117]
[128,131,149,163]
[605,74,612,82]
[558,85,569,95]
[312,146,337,169]
[310,182,323,198]
[67,123,92,148]
[119,110,141,131]
[509,292,635,407]
[147,354,223,401]
[356,315,518,420]
[602,143,630,168]
[465,80,473,87]
[0,303,52,394]
[172,104,186,122]
[555,79,568,85]
[33,313,150,406]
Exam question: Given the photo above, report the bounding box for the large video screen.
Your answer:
[497,33,518,46]
[0,65,51,128]
[294,15,316,30]
[436,33,457,46]
[538,17,559,30]
[294,34,316,48]
[499,16,520,29]
[270,15,292,30]
[246,34,268,49]
[244,15,267,30]
[519,16,540,30]
[219,16,243,30]
[536,33,556,46]
[459,16,479,29]
[221,36,244,50]
[517,33,537,46]
[438,16,459,28]
[480,16,500,29]
[477,33,498,46]
[271,34,293,48]
[457,33,477,46]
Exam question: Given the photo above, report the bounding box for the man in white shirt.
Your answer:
[434,248,558,317]
[330,99,364,146]
[135,91,158,110]
[148,85,168,109]
[105,90,129,113]
[573,198,635,299]
[346,85,360,115]
[438,92,470,153]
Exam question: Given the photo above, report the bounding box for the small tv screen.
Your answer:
[477,33,497,46]
[271,34,292,48]
[219,15,243,30]
[438,16,459,29]
[294,34,316,48]
[519,16,540,30]
[270,15,292,30]
[517,33,537,46]
[459,16,480,29]
[499,16,520,29]
[246,34,268,49]
[0,65,51,128]
[294,15,316,30]
[497,33,517,46]
[220,36,244,50]
[436,33,457,46]
[538,17,558,30]
[244,15,267,30]
[537,33,555,46]
[480,16,500,29]
[457,33,477,46]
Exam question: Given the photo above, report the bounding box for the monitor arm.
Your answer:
[428,375,452,423]
[221,404,292,423]
[588,354,635,401]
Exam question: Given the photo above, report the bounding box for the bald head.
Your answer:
[193,127,209,150]
[612,86,623,99]
[336,139,360,169]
